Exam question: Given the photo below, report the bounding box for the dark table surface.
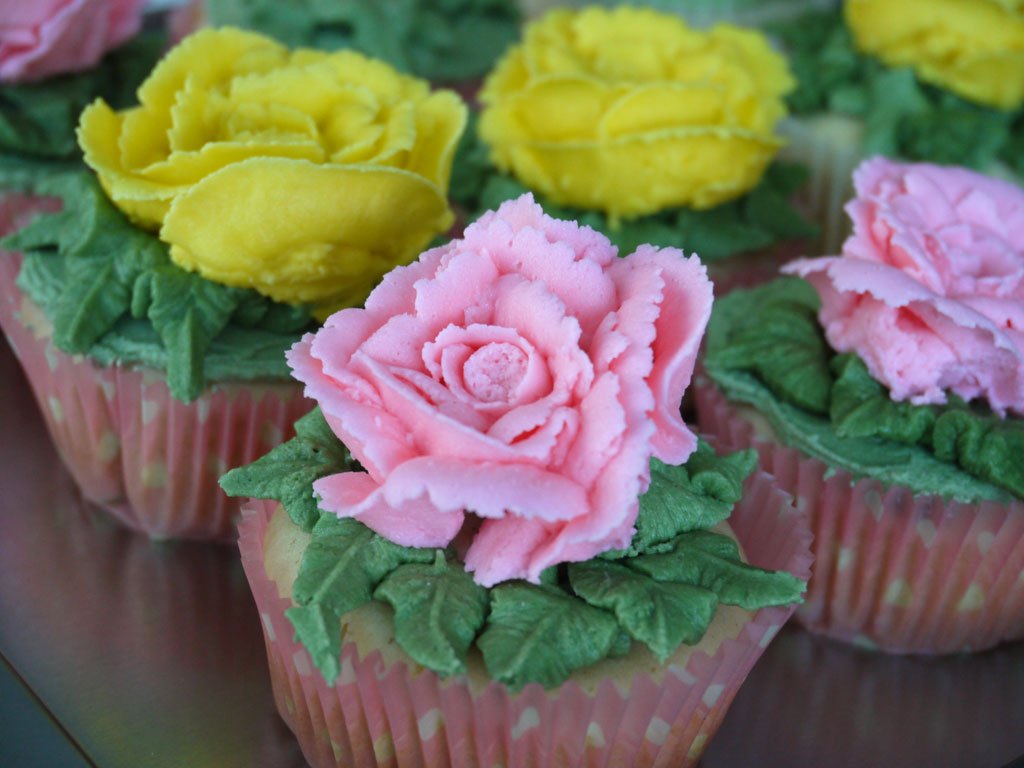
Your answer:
[1,337,1022,768]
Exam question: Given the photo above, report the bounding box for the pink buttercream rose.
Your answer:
[0,0,144,82]
[785,157,1024,415]
[288,195,713,586]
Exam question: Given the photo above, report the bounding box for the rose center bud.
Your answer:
[462,342,529,403]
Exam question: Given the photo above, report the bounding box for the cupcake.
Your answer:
[202,0,522,100]
[773,0,1024,253]
[223,195,811,767]
[0,26,467,540]
[450,5,818,296]
[698,157,1024,653]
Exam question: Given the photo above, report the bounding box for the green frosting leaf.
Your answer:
[705,277,833,413]
[830,354,935,444]
[220,408,352,532]
[4,170,314,401]
[285,603,344,684]
[774,8,1024,174]
[0,33,164,162]
[147,267,242,400]
[477,582,620,691]
[51,253,132,353]
[568,560,717,661]
[704,279,1018,502]
[374,552,489,676]
[293,514,436,616]
[467,162,817,261]
[205,0,521,81]
[288,513,435,681]
[622,442,756,556]
[628,531,805,611]
[931,408,1024,499]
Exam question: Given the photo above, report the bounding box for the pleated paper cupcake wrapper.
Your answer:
[695,380,1024,654]
[0,247,313,542]
[238,472,813,768]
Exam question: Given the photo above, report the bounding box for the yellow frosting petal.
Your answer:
[161,157,452,313]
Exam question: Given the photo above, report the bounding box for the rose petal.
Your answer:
[374,457,590,523]
[622,246,710,464]
[314,471,464,548]
[463,516,556,586]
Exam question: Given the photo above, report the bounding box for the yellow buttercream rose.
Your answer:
[78,27,466,314]
[845,0,1024,110]
[478,7,794,219]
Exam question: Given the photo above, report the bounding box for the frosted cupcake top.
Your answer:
[786,157,1024,416]
[705,158,1024,502]
[223,197,805,689]
[3,27,469,401]
[79,27,466,317]
[286,194,711,585]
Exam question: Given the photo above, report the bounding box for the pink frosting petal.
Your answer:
[0,0,143,82]
[372,457,590,523]
[620,246,710,464]
[314,472,464,548]
[463,516,557,586]
[492,275,593,398]
[465,196,619,341]
[287,335,415,480]
[412,246,500,334]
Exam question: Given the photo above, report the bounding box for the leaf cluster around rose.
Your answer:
[4,171,314,402]
[222,409,806,690]
[704,278,1024,503]
[478,6,795,220]
[77,27,468,317]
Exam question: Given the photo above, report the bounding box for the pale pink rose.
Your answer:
[785,157,1024,415]
[288,195,713,586]
[0,0,144,83]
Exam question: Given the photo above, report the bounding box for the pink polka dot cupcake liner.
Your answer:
[1,204,313,542]
[696,380,1024,654]
[237,470,813,768]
